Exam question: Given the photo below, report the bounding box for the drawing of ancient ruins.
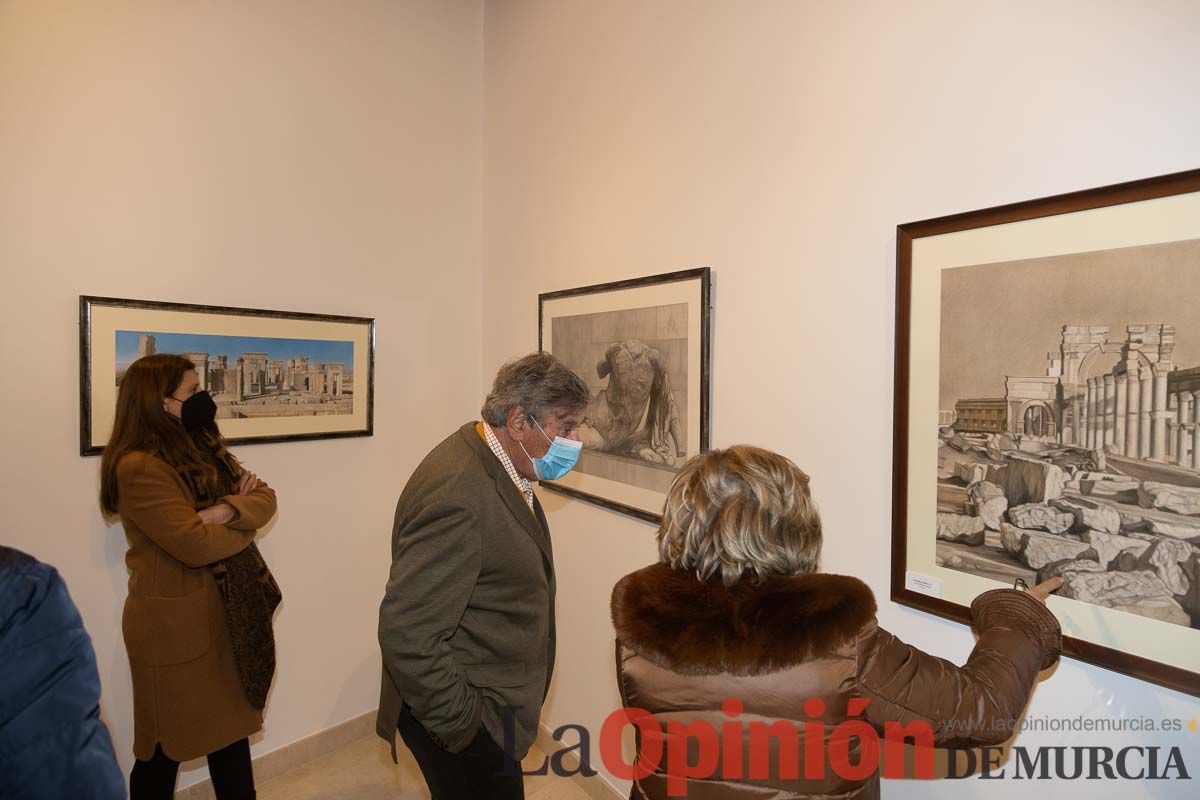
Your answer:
[938,321,1200,629]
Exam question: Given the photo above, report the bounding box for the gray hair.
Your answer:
[481,352,591,427]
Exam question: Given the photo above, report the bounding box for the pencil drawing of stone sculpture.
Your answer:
[580,340,685,467]
[550,302,689,495]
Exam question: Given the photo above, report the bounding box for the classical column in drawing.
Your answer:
[1177,392,1192,466]
[1124,369,1140,457]
[1086,378,1097,449]
[1114,374,1127,455]
[1139,367,1154,459]
[1102,374,1115,448]
[1168,394,1179,463]
[1080,393,1089,450]
[1191,390,1200,470]
[1152,365,1170,460]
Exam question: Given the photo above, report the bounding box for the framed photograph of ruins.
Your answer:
[892,168,1200,697]
[538,268,712,523]
[80,296,375,455]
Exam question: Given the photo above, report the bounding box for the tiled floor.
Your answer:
[254,733,600,800]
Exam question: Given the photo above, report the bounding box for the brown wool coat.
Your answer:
[612,564,1062,800]
[115,451,278,762]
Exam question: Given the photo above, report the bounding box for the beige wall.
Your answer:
[0,0,482,789]
[483,0,1200,795]
[4,0,1200,796]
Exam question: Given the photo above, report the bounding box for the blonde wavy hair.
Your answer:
[657,445,822,586]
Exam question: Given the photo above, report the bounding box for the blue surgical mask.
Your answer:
[520,416,582,481]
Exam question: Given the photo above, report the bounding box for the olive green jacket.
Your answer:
[377,423,556,760]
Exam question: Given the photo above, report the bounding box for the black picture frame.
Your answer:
[892,169,1200,698]
[538,268,713,523]
[80,295,375,456]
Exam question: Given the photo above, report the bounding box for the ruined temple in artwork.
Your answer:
[934,237,1200,630]
[937,322,1200,630]
[119,332,354,419]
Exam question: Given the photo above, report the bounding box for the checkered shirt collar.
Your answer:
[482,422,535,509]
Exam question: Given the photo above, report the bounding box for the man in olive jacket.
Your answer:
[377,353,589,800]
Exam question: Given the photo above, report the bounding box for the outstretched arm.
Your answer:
[857,586,1061,747]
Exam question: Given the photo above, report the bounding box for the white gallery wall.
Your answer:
[483,1,1200,797]
[2,0,1199,797]
[0,0,483,790]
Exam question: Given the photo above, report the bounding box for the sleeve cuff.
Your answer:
[218,496,262,531]
[432,687,485,754]
[971,588,1063,670]
[222,499,242,524]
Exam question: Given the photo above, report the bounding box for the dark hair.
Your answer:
[100,354,239,515]
[480,352,590,427]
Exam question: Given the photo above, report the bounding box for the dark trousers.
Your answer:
[397,704,524,800]
[129,739,254,800]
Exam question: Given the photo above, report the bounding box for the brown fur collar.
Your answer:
[612,563,877,676]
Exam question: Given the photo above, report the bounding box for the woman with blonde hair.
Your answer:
[612,445,1062,800]
[101,354,280,800]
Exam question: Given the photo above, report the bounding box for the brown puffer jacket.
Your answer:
[612,563,1061,800]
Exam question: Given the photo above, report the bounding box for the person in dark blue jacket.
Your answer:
[0,545,125,800]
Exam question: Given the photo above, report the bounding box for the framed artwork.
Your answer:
[80,296,375,455]
[892,168,1200,697]
[538,268,712,523]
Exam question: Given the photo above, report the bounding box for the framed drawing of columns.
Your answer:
[80,296,374,455]
[538,268,712,523]
[892,168,1200,697]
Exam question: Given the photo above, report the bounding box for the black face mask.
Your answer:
[178,390,218,431]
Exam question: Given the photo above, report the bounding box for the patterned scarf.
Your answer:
[210,543,281,709]
[185,434,282,710]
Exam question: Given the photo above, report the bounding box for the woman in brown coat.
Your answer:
[100,354,280,800]
[612,445,1063,800]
